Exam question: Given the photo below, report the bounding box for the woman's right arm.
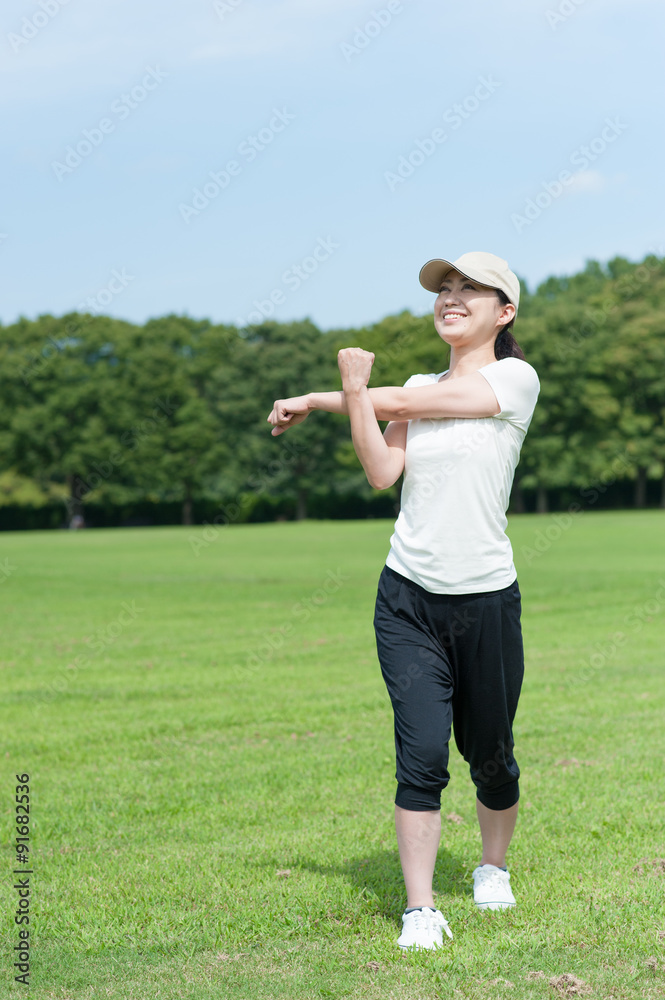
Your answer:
[267,388,406,436]
[269,376,500,435]
[266,390,407,489]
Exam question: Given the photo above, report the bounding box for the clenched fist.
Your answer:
[267,394,312,436]
[337,348,375,391]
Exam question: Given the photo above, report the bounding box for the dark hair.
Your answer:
[494,289,525,361]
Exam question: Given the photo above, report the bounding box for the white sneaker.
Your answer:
[397,907,453,950]
[472,865,516,910]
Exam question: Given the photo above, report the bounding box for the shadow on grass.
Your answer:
[273,847,470,922]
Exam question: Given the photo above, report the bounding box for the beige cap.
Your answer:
[419,251,521,312]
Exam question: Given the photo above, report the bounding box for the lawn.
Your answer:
[1,511,665,999]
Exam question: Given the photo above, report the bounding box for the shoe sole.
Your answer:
[475,901,515,910]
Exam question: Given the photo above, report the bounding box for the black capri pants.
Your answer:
[374,565,524,812]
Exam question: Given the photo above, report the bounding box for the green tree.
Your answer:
[0,312,139,524]
[211,319,347,520]
[121,315,231,525]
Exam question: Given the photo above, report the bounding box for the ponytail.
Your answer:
[495,328,526,361]
[494,289,526,361]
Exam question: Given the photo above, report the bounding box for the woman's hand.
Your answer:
[337,348,375,391]
[267,394,312,436]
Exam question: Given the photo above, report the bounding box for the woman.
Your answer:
[268,251,540,951]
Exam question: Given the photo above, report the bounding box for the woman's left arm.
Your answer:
[331,364,500,421]
[377,373,500,419]
[338,349,407,490]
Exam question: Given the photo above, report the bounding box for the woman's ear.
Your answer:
[499,302,516,325]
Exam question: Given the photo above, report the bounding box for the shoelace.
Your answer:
[408,907,453,940]
[475,868,509,892]
[429,909,454,940]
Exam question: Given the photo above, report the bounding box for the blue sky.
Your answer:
[2,0,663,331]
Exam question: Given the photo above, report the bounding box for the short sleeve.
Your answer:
[478,357,540,432]
[402,372,442,389]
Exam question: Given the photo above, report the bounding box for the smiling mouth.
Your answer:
[442,312,467,322]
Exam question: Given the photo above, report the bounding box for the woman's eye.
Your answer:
[438,283,475,293]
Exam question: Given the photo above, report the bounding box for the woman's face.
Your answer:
[433,270,514,349]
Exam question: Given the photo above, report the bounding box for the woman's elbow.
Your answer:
[367,471,400,491]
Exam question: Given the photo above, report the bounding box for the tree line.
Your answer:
[0,252,663,529]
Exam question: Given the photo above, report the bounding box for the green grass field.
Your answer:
[2,511,665,999]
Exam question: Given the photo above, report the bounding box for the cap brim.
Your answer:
[419,258,498,294]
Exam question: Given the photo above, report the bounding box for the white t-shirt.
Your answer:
[385,357,540,595]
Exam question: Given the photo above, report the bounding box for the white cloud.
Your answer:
[566,170,627,196]
[567,170,607,194]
